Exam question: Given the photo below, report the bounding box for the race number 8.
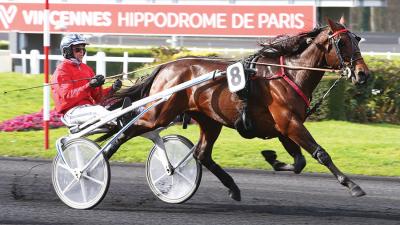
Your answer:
[227,62,246,93]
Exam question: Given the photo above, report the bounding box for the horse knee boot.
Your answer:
[312,146,332,166]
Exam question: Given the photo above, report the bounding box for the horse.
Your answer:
[103,18,370,201]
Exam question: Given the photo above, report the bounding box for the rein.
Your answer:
[246,61,342,73]
[2,65,161,94]
[3,57,228,94]
[3,75,118,94]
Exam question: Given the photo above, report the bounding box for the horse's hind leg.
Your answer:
[104,98,187,159]
[281,118,366,197]
[261,135,306,174]
[191,113,241,201]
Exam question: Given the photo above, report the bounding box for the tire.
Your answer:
[52,138,110,209]
[146,135,202,204]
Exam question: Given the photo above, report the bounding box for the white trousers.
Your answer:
[63,105,110,126]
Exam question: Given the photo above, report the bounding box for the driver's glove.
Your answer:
[112,79,122,92]
[89,75,105,88]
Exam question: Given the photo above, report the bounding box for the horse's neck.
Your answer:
[287,34,328,98]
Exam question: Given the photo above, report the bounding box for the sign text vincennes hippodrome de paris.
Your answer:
[0,3,315,37]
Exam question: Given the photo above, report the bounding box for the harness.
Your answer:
[268,56,311,107]
[233,54,258,138]
[234,28,362,137]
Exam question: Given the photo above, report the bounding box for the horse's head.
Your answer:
[324,17,370,85]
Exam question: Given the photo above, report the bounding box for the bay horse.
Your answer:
[104,18,370,200]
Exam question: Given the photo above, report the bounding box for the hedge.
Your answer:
[309,57,400,124]
[348,57,400,124]
[308,75,347,121]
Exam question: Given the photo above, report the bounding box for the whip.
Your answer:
[2,64,162,94]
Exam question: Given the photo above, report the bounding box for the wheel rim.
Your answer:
[147,135,201,203]
[52,139,110,209]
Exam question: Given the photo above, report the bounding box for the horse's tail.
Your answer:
[116,65,162,100]
[104,65,163,110]
[95,65,163,143]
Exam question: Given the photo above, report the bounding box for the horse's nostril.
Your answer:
[357,71,367,84]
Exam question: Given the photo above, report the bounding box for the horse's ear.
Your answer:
[326,17,339,32]
[339,16,347,26]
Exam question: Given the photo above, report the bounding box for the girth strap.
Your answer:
[234,55,258,138]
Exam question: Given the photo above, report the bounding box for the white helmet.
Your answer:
[60,34,89,59]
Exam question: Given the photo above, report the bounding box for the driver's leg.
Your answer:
[63,104,110,126]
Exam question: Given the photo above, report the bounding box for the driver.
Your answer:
[51,34,122,125]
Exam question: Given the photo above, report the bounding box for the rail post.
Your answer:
[123,51,128,80]
[96,51,106,76]
[30,49,40,75]
[21,49,27,74]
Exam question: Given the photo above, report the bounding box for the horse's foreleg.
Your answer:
[261,135,306,174]
[192,114,241,201]
[282,119,366,197]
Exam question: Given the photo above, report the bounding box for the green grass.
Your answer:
[1,73,49,120]
[1,72,400,176]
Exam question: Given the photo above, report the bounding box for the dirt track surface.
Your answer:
[1,157,400,225]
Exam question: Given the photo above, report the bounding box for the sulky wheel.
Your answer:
[52,138,110,209]
[146,135,202,204]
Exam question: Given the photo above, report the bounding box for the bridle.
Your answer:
[246,27,363,77]
[328,28,363,78]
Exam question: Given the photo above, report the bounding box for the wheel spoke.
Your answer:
[62,179,78,195]
[175,170,195,186]
[153,150,162,162]
[175,155,195,169]
[82,174,105,187]
[58,162,70,171]
[75,145,85,170]
[57,162,75,177]
[88,157,103,171]
[80,179,88,203]
[172,148,194,169]
[153,172,168,184]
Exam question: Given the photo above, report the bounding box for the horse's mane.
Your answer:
[257,26,326,57]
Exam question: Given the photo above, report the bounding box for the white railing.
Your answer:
[10,49,155,76]
[9,49,400,76]
[362,52,400,59]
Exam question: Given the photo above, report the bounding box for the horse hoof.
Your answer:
[350,185,366,197]
[293,155,306,174]
[273,162,294,171]
[261,150,277,164]
[229,189,241,201]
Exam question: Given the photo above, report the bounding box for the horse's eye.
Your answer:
[337,39,345,48]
